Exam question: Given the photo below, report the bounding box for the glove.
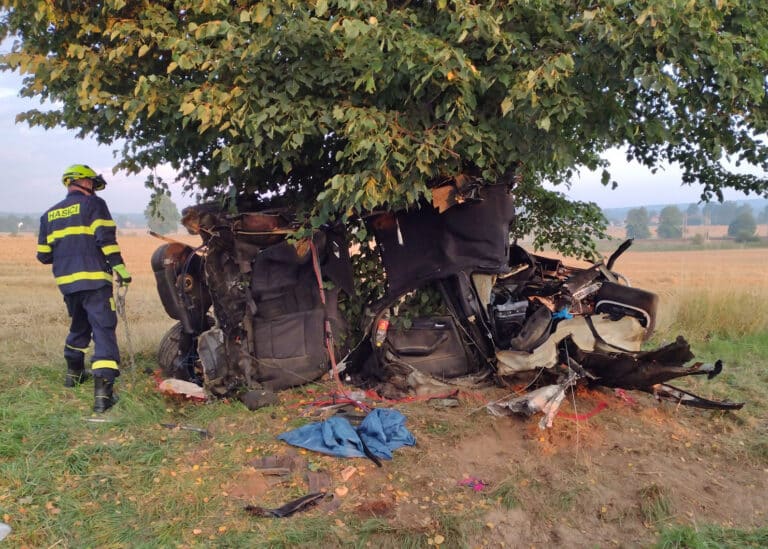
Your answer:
[113,264,132,286]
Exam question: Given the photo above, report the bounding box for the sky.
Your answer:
[0,65,762,216]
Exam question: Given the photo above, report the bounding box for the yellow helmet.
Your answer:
[62,164,107,190]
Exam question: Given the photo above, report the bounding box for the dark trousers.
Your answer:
[63,285,120,380]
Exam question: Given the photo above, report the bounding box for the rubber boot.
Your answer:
[93,377,118,413]
[64,357,90,388]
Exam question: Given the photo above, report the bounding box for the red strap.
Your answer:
[309,239,371,412]
[556,400,608,421]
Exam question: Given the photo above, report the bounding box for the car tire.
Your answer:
[157,322,184,377]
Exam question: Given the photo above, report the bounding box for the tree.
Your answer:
[758,206,768,224]
[657,205,684,239]
[710,201,740,225]
[686,203,702,226]
[625,207,651,239]
[144,193,181,235]
[2,2,768,258]
[0,214,21,233]
[728,210,757,241]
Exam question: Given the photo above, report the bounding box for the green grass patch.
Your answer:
[656,524,768,548]
[424,420,452,436]
[665,295,768,343]
[555,486,585,512]
[638,484,673,526]
[489,479,519,510]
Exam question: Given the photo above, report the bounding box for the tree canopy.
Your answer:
[728,204,757,242]
[657,205,684,238]
[759,205,768,224]
[144,192,181,234]
[2,0,768,257]
[727,208,757,240]
[625,206,651,239]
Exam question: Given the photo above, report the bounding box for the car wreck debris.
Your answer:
[244,492,326,518]
[152,180,744,425]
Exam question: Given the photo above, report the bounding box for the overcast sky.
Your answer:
[0,67,761,216]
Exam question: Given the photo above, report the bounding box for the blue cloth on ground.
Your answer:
[277,408,416,460]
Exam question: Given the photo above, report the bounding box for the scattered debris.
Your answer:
[244,492,327,518]
[341,466,357,482]
[487,369,580,429]
[240,389,279,410]
[248,453,303,471]
[83,417,213,438]
[306,470,332,494]
[458,477,488,492]
[354,498,395,518]
[428,397,461,408]
[159,423,212,438]
[157,378,206,401]
[227,468,271,500]
[251,467,290,477]
[82,417,112,423]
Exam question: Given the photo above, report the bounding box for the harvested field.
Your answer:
[605,224,768,239]
[1,233,766,547]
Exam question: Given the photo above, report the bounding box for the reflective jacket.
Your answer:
[37,191,125,295]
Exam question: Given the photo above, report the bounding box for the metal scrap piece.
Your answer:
[653,383,745,410]
[160,423,212,438]
[244,492,326,518]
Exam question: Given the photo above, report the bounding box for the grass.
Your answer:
[638,484,673,527]
[596,238,768,254]
[662,291,768,342]
[656,525,768,549]
[1,234,768,547]
[489,479,519,510]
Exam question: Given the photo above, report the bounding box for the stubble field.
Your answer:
[1,233,766,548]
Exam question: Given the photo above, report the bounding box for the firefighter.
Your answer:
[36,164,132,413]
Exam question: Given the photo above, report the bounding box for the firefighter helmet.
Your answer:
[62,164,107,191]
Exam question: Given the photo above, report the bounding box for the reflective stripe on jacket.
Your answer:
[37,191,125,295]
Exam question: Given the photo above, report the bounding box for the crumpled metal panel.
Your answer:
[495,316,646,375]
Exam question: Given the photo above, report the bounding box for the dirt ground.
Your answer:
[210,384,765,548]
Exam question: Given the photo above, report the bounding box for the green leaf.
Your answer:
[254,4,269,24]
[4,0,767,260]
[500,97,514,116]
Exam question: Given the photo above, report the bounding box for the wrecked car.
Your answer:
[151,181,743,419]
